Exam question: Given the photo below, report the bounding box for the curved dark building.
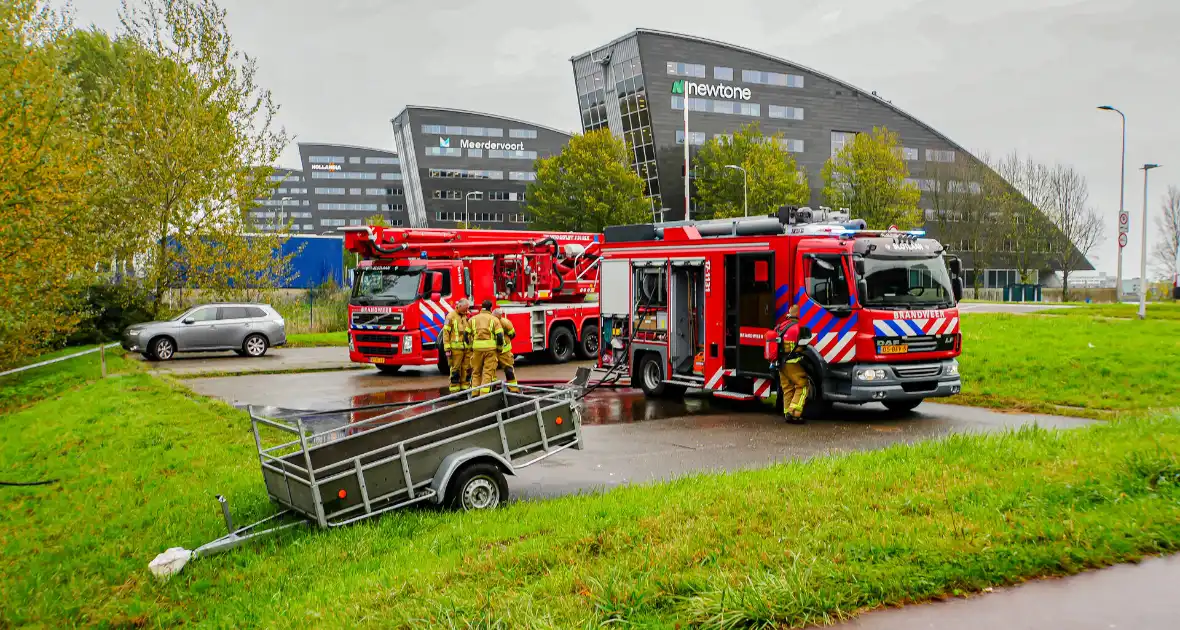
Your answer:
[571,29,1090,285]
[391,106,572,230]
[298,142,405,231]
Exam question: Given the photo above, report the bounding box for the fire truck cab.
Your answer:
[598,208,964,414]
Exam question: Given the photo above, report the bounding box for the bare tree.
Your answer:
[1152,185,1180,282]
[924,157,1005,290]
[989,153,1054,286]
[1042,164,1104,301]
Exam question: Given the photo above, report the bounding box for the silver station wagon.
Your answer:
[122,303,287,361]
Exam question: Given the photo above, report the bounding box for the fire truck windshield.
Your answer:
[351,267,423,306]
[859,255,955,309]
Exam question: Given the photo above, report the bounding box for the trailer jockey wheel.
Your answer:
[447,462,509,511]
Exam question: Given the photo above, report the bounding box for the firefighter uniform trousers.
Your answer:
[442,310,471,392]
[779,359,808,418]
[496,316,518,392]
[468,311,504,394]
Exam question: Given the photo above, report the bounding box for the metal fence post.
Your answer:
[99,342,107,378]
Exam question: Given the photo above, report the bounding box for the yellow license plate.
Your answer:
[880,345,908,355]
[371,357,385,364]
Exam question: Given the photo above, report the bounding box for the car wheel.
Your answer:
[243,334,268,358]
[546,326,575,363]
[446,462,508,511]
[576,322,599,360]
[376,364,402,375]
[883,399,923,413]
[151,337,175,361]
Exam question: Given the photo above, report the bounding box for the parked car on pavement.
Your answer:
[122,303,287,361]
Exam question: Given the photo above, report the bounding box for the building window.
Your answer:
[423,125,504,138]
[429,168,503,180]
[926,149,956,163]
[320,218,346,227]
[314,187,345,195]
[255,199,298,206]
[948,180,982,194]
[290,211,312,219]
[309,155,345,164]
[349,188,361,195]
[432,190,463,200]
[901,147,919,161]
[275,188,287,194]
[366,187,403,196]
[426,146,463,157]
[380,172,402,180]
[831,131,858,156]
[288,188,307,194]
[250,211,275,218]
[508,213,528,223]
[349,156,361,164]
[741,70,804,88]
[365,156,399,165]
[468,149,483,158]
[489,191,525,201]
[674,130,707,145]
[312,171,378,180]
[714,66,733,81]
[488,149,537,160]
[509,129,537,139]
[775,138,804,153]
[302,200,309,206]
[667,61,706,77]
[508,171,536,182]
[671,96,760,117]
[319,203,379,211]
[904,178,938,192]
[768,105,804,120]
[380,203,403,211]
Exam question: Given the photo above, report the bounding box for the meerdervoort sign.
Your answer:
[459,139,525,151]
[671,79,752,101]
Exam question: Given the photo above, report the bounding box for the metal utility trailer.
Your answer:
[195,379,585,557]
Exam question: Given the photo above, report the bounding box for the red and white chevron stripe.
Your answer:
[812,332,857,364]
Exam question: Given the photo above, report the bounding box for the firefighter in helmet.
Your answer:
[467,300,504,394]
[492,307,519,392]
[442,299,472,392]
[772,303,810,424]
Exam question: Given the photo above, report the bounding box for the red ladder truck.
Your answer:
[342,226,601,375]
[596,208,964,415]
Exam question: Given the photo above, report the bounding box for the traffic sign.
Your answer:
[1119,211,1129,234]
[1118,232,1128,248]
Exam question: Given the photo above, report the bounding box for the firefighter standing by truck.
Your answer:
[492,308,519,391]
[442,299,472,392]
[468,300,504,394]
[768,304,810,424]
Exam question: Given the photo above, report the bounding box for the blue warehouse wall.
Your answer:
[281,236,344,289]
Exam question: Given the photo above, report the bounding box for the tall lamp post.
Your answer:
[1138,164,1160,319]
[280,196,292,231]
[1097,105,1127,299]
[464,191,480,228]
[724,164,748,217]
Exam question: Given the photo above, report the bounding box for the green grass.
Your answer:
[285,331,348,347]
[2,363,1180,627]
[0,345,137,415]
[1042,302,1180,321]
[959,313,1180,414]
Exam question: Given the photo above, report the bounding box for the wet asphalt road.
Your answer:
[186,368,1093,500]
[838,554,1180,630]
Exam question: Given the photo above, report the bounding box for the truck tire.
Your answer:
[800,364,832,421]
[637,353,684,398]
[436,351,450,376]
[546,326,575,363]
[376,364,402,375]
[446,462,509,511]
[576,322,599,360]
[883,399,923,413]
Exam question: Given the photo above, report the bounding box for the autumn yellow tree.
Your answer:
[0,1,100,366]
[821,127,922,229]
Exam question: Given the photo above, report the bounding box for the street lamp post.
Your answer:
[724,164,748,217]
[1138,164,1160,319]
[280,196,292,232]
[1097,106,1127,299]
[464,191,480,228]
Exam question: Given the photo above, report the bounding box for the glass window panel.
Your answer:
[714,66,733,81]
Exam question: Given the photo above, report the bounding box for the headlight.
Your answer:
[401,335,413,354]
[856,368,887,381]
[946,363,959,376]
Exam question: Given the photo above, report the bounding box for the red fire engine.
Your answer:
[342,226,601,374]
[596,208,964,414]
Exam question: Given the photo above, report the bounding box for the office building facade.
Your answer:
[570,29,1090,284]
[252,143,404,234]
[392,106,571,230]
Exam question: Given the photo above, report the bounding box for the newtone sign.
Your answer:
[671,79,752,101]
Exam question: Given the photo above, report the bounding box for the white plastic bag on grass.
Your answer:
[149,547,193,579]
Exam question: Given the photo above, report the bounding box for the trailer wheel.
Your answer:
[576,322,599,360]
[447,462,508,511]
[546,326,575,363]
[376,364,402,375]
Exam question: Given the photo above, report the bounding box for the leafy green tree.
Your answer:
[821,127,922,229]
[693,123,810,219]
[526,129,651,232]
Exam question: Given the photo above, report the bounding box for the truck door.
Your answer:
[724,253,775,375]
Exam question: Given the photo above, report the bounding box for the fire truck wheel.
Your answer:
[638,353,669,396]
[436,352,450,375]
[376,364,402,375]
[547,326,575,363]
[576,322,599,360]
[883,399,923,413]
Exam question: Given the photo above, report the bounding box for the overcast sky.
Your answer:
[68,0,1179,276]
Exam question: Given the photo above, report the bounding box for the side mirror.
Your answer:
[952,277,964,303]
[183,318,195,325]
[858,279,868,302]
[431,292,442,302]
[431,273,444,293]
[947,256,963,277]
[853,256,865,277]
